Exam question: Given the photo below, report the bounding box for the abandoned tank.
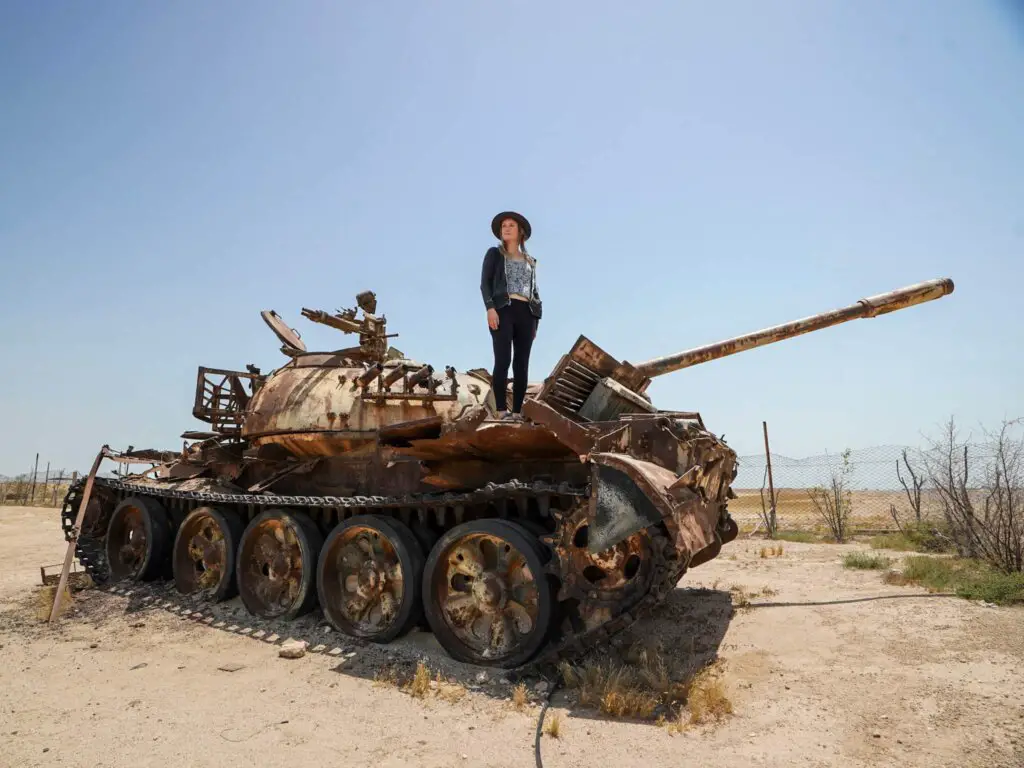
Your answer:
[60,278,954,669]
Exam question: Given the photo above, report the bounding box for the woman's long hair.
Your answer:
[502,229,534,265]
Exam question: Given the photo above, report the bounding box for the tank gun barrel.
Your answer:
[633,277,954,379]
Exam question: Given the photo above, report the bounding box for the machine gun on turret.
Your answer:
[298,290,399,364]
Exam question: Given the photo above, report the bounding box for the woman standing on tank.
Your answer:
[480,210,542,421]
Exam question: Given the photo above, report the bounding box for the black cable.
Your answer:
[534,679,561,768]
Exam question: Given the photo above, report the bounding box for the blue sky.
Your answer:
[0,1,1020,475]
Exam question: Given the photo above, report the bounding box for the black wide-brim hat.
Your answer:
[491,211,531,241]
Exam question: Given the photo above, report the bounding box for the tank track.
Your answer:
[60,475,687,674]
[59,481,110,583]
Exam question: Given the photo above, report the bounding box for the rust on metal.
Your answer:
[546,504,653,632]
[105,502,148,579]
[431,529,542,663]
[261,310,307,354]
[237,517,305,618]
[633,277,955,379]
[397,421,575,463]
[355,363,383,389]
[57,279,955,668]
[173,507,230,595]
[319,524,404,638]
[520,398,597,456]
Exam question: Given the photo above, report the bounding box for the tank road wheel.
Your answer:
[236,509,323,620]
[104,496,171,582]
[172,506,245,601]
[422,519,553,668]
[547,505,656,633]
[317,515,424,643]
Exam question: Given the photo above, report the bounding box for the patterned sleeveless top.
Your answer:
[503,253,534,301]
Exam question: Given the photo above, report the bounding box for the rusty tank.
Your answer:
[60,278,954,669]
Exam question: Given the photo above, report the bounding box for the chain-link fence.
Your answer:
[0,463,77,508]
[728,441,1003,535]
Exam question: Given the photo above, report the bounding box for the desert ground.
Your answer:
[1,504,1022,768]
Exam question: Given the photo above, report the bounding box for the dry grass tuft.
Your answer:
[729,585,752,608]
[759,545,785,559]
[373,661,467,704]
[407,661,431,697]
[843,552,892,570]
[660,662,734,734]
[511,682,529,711]
[730,584,778,606]
[686,663,733,724]
[372,663,402,688]
[559,645,733,727]
[435,671,467,703]
[559,657,666,719]
[544,712,561,738]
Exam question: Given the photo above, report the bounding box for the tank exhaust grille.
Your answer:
[545,361,601,419]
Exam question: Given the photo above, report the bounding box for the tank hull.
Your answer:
[61,277,953,669]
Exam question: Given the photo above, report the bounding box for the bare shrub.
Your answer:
[807,449,853,542]
[883,449,951,551]
[922,418,1024,573]
[897,448,926,523]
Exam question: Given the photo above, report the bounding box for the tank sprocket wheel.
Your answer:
[422,519,554,668]
[316,515,424,643]
[104,496,172,582]
[172,506,245,601]
[236,508,323,620]
[542,503,656,634]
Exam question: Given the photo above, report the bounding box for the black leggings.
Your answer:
[490,300,537,413]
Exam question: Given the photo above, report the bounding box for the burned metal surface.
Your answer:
[261,309,307,354]
[429,528,545,664]
[236,516,306,618]
[104,502,148,580]
[193,367,264,434]
[319,523,405,639]
[545,504,654,633]
[172,507,231,596]
[61,279,955,669]
[397,420,575,463]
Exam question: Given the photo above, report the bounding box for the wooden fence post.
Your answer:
[30,453,39,504]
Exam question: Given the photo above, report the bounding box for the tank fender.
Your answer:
[584,453,720,558]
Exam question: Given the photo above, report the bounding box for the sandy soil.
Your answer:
[1,505,1022,768]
